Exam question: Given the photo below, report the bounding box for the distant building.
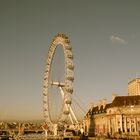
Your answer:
[84,78,140,138]
[128,78,140,96]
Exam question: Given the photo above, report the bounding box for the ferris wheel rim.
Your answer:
[43,33,74,127]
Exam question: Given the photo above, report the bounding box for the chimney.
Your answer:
[98,100,102,110]
[103,99,107,109]
[112,93,117,101]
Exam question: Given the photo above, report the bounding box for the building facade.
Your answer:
[84,78,140,138]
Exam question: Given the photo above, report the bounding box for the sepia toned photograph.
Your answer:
[0,0,140,139]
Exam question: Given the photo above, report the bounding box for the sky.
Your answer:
[0,0,140,121]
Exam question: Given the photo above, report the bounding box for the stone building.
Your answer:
[84,78,140,138]
[128,78,140,96]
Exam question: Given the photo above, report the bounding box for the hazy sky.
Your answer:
[0,0,140,121]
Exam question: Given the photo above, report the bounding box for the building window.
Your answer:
[127,128,130,132]
[118,128,121,134]
[132,128,135,132]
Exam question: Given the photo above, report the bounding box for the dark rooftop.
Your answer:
[87,95,140,116]
[110,95,140,107]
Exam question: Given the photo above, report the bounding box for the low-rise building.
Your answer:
[84,78,140,138]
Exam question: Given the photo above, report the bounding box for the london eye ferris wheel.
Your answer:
[42,34,75,133]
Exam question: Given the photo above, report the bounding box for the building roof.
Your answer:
[128,78,140,84]
[110,95,140,107]
[86,95,140,116]
[87,103,111,115]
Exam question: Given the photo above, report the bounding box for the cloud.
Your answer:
[110,35,127,45]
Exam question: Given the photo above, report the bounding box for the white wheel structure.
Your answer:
[43,34,75,135]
